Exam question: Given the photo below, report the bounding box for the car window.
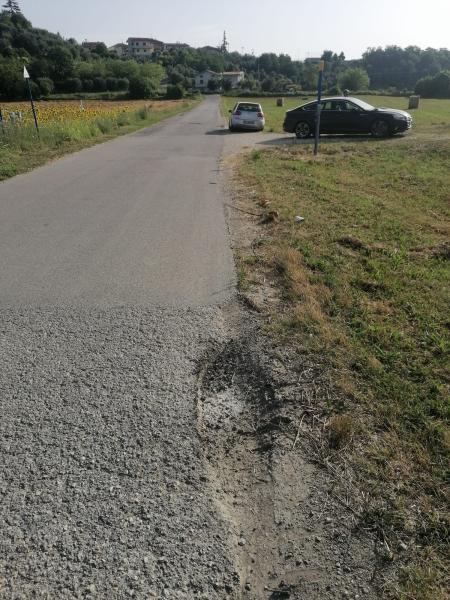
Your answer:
[322,101,334,111]
[237,104,260,112]
[349,98,374,111]
[302,103,317,111]
[344,101,361,112]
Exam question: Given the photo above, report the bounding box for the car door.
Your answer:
[300,101,323,133]
[320,100,353,133]
[342,100,370,133]
[318,100,336,133]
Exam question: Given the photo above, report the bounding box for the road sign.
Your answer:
[23,65,39,135]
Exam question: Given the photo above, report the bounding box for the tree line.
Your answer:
[1,3,449,100]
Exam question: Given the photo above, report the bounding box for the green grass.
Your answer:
[221,95,450,135]
[236,136,450,599]
[0,99,199,181]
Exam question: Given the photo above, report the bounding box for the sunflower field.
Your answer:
[0,99,185,126]
[0,98,197,181]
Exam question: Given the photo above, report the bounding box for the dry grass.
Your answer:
[233,136,450,599]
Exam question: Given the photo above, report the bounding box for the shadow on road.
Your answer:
[256,134,394,146]
[205,128,230,135]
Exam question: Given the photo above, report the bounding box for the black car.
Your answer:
[283,97,412,139]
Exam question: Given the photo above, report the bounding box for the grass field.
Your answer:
[222,95,450,135]
[232,102,449,598]
[0,98,199,181]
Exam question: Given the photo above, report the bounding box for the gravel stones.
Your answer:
[0,306,239,599]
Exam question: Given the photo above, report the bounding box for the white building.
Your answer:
[127,38,164,57]
[109,43,128,57]
[194,70,245,90]
[194,70,219,90]
[223,71,245,88]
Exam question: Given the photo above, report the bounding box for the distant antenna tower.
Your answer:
[220,31,229,54]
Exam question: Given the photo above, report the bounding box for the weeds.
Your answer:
[236,137,450,598]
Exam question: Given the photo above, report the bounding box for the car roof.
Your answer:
[305,96,359,102]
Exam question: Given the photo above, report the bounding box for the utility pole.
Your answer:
[220,31,229,92]
[313,60,324,156]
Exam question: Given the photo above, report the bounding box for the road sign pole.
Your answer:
[314,60,325,156]
[24,66,39,136]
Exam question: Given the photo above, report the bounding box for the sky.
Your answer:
[18,0,450,60]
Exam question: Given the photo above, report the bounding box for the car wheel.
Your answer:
[295,121,311,139]
[371,119,390,138]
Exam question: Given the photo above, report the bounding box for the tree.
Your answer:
[222,78,232,92]
[415,70,450,98]
[129,76,157,99]
[339,67,370,91]
[207,78,218,91]
[166,83,184,99]
[48,45,74,80]
[2,0,21,13]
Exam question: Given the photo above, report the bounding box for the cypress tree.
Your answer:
[2,0,21,14]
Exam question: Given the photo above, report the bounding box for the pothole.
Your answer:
[196,338,291,599]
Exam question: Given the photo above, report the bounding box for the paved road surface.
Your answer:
[0,97,234,306]
[0,97,240,598]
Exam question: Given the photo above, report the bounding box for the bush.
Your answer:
[117,78,129,91]
[37,77,54,97]
[326,84,342,95]
[339,68,370,91]
[415,70,450,98]
[222,78,232,92]
[106,77,119,91]
[129,77,157,99]
[93,77,107,92]
[62,77,83,93]
[207,78,219,92]
[137,106,151,120]
[82,79,94,92]
[95,117,114,134]
[166,84,184,99]
[117,111,131,126]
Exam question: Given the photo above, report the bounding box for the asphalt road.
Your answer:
[0,96,234,306]
[0,97,240,598]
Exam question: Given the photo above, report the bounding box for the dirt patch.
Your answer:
[196,318,380,599]
[192,153,384,598]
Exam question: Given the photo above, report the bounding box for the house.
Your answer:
[194,70,219,90]
[109,43,128,57]
[127,37,164,57]
[195,70,245,90]
[222,71,245,88]
[82,41,103,51]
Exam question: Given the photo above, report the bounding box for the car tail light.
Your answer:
[257,112,264,118]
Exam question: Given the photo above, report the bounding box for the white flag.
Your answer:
[23,66,30,79]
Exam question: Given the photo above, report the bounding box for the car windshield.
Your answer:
[349,98,375,111]
[237,104,260,112]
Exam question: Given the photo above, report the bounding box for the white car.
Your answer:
[229,102,265,131]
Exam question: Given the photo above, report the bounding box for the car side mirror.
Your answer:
[228,110,232,113]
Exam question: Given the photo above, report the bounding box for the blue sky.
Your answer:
[18,0,450,59]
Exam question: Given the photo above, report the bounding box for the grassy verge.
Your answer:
[221,95,450,135]
[0,99,199,181]
[235,137,449,599]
